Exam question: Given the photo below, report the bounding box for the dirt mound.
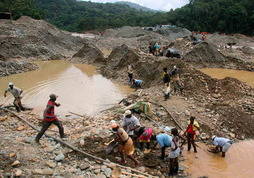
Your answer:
[155,27,191,41]
[98,26,172,53]
[107,44,140,69]
[0,60,38,76]
[183,42,226,62]
[103,26,152,38]
[210,104,254,139]
[241,46,254,55]
[71,43,105,64]
[0,16,86,60]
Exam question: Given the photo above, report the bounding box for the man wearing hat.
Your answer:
[35,94,66,143]
[111,121,139,166]
[4,82,25,112]
[122,110,141,138]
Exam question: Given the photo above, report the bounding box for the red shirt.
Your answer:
[186,124,195,135]
[43,100,57,122]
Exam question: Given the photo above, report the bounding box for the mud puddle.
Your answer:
[183,140,254,178]
[200,68,254,87]
[0,60,132,116]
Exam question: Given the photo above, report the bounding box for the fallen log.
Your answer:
[0,107,155,178]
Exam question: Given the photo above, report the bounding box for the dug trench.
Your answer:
[67,136,170,176]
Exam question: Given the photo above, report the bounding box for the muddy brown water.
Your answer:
[183,140,254,178]
[199,68,254,88]
[0,60,132,117]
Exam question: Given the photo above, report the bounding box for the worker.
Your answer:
[202,34,206,41]
[127,64,134,83]
[135,127,153,151]
[164,83,171,100]
[153,133,172,160]
[168,128,181,176]
[122,110,141,139]
[131,79,143,89]
[35,94,66,144]
[184,116,199,153]
[162,67,170,85]
[170,66,183,94]
[154,42,161,56]
[4,82,25,112]
[149,42,155,55]
[211,136,233,157]
[111,121,139,166]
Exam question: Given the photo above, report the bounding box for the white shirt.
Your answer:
[122,115,140,135]
[6,87,22,98]
[213,137,230,147]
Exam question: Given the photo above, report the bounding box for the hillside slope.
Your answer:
[115,1,158,12]
[0,16,85,60]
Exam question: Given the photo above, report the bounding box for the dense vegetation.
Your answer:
[166,0,254,35]
[115,1,158,12]
[35,0,157,32]
[0,0,43,20]
[0,0,253,35]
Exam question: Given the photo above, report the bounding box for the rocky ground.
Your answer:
[0,101,187,178]
[1,17,254,177]
[0,59,38,76]
[0,16,87,76]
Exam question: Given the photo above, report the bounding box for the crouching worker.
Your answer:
[211,136,233,157]
[111,121,139,166]
[135,127,153,151]
[131,79,143,89]
[152,133,172,160]
[168,128,181,176]
[35,94,66,144]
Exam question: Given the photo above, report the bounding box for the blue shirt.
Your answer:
[134,79,142,85]
[213,137,230,147]
[156,133,172,147]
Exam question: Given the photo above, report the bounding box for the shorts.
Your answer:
[222,142,232,152]
[169,147,180,159]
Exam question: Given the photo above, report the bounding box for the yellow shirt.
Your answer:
[188,120,200,131]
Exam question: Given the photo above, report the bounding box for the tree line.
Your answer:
[0,0,253,35]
